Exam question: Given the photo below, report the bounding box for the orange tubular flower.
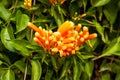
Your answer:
[24,0,32,10]
[27,21,97,57]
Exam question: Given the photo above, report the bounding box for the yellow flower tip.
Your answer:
[33,37,38,42]
[35,32,39,37]
[52,48,59,53]
[88,33,97,39]
[83,34,89,39]
[45,40,49,45]
[71,50,75,54]
[80,38,84,42]
[59,50,64,57]
[83,26,88,31]
[93,33,97,38]
[75,47,79,50]
[62,45,67,50]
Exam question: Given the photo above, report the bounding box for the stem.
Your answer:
[23,59,29,80]
[6,0,18,27]
[24,0,36,80]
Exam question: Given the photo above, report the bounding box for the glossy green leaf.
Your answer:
[99,43,120,58]
[99,60,111,72]
[69,1,79,17]
[91,0,110,7]
[51,6,64,26]
[31,59,42,80]
[14,59,31,74]
[51,56,57,72]
[85,61,94,78]
[16,12,29,33]
[0,3,11,21]
[37,0,49,5]
[103,1,118,24]
[115,72,120,80]
[45,68,53,80]
[73,57,81,80]
[1,69,15,80]
[92,21,106,42]
[82,0,87,12]
[102,72,110,80]
[11,40,31,56]
[59,60,70,80]
[1,26,15,52]
[0,53,11,65]
[0,60,3,65]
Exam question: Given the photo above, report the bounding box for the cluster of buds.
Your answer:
[27,21,97,57]
[24,0,32,10]
[48,0,66,5]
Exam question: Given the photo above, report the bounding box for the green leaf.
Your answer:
[11,40,31,57]
[45,68,53,80]
[37,0,49,5]
[80,52,95,59]
[69,1,79,17]
[0,60,3,65]
[85,61,94,78]
[31,59,42,80]
[92,21,106,42]
[73,57,81,80]
[0,3,11,21]
[1,26,15,52]
[0,53,11,65]
[59,60,71,80]
[51,56,58,72]
[91,0,110,7]
[82,0,88,12]
[16,12,29,33]
[51,6,64,26]
[115,72,120,80]
[103,0,118,24]
[14,59,31,74]
[1,69,15,80]
[102,72,110,80]
[100,43,120,58]
[99,60,111,72]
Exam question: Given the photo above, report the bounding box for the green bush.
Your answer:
[0,0,120,80]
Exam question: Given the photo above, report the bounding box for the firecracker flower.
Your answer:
[24,0,32,10]
[48,0,66,5]
[27,21,97,57]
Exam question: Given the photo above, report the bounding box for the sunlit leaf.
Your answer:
[103,0,118,24]
[0,3,11,21]
[14,59,31,74]
[91,0,110,7]
[0,60,3,65]
[1,69,15,80]
[102,72,110,80]
[85,61,94,78]
[45,68,53,80]
[16,11,29,33]
[11,40,31,56]
[1,26,15,52]
[31,59,42,80]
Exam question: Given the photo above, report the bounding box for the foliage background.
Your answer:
[0,0,120,80]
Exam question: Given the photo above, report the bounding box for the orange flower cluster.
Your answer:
[24,0,32,10]
[27,21,97,57]
[48,0,66,5]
